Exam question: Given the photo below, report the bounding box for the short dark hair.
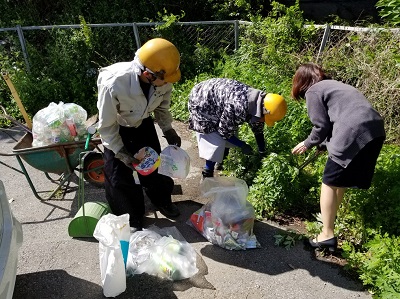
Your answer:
[291,63,330,100]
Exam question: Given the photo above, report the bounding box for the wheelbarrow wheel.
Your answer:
[83,152,105,188]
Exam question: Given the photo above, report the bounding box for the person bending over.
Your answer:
[188,78,287,178]
[291,63,385,252]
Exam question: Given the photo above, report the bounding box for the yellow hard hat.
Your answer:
[137,38,181,83]
[264,93,287,127]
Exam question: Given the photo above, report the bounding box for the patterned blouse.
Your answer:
[188,78,251,139]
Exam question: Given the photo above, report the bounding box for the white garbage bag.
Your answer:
[93,213,130,298]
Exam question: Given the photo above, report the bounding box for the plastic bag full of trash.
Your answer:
[126,225,198,281]
[188,177,261,250]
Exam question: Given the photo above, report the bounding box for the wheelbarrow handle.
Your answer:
[1,73,32,129]
[0,104,32,134]
[84,125,98,150]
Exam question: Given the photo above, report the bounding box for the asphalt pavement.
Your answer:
[0,121,372,299]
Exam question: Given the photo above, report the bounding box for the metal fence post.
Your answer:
[132,23,141,49]
[316,24,331,63]
[16,25,30,73]
[234,20,239,51]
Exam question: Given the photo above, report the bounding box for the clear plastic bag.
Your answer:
[188,177,260,250]
[158,145,190,179]
[32,101,87,146]
[126,230,162,274]
[126,225,198,281]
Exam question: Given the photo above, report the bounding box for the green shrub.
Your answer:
[9,19,100,116]
[376,0,400,25]
[342,234,400,298]
[220,1,317,85]
[247,152,320,219]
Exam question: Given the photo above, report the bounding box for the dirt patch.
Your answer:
[270,213,349,267]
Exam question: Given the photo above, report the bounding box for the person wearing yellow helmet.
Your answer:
[188,78,287,178]
[137,38,181,84]
[96,38,182,230]
[263,93,287,127]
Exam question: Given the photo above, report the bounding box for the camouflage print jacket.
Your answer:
[188,78,265,139]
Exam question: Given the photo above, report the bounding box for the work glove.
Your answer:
[115,147,140,169]
[240,143,253,155]
[163,128,181,147]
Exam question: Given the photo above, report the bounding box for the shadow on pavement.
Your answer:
[13,270,103,299]
[14,270,188,299]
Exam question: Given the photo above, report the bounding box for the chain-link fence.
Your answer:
[0,21,246,73]
[310,25,400,61]
[1,21,398,73]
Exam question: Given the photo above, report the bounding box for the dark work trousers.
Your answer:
[103,117,174,225]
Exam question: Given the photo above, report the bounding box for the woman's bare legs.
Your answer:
[316,183,346,242]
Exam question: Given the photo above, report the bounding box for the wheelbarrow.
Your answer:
[0,128,105,201]
[0,103,109,237]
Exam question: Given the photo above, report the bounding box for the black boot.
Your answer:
[155,203,180,218]
[201,168,214,178]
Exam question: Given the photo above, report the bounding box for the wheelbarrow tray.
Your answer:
[12,133,102,175]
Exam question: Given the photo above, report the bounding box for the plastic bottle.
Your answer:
[65,118,77,136]
[51,128,61,143]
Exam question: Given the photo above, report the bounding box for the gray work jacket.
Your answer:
[304,80,385,167]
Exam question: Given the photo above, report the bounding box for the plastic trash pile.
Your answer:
[126,226,198,281]
[188,177,260,250]
[94,214,198,298]
[32,101,88,147]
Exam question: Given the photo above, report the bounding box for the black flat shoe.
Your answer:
[201,168,214,178]
[307,237,337,253]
